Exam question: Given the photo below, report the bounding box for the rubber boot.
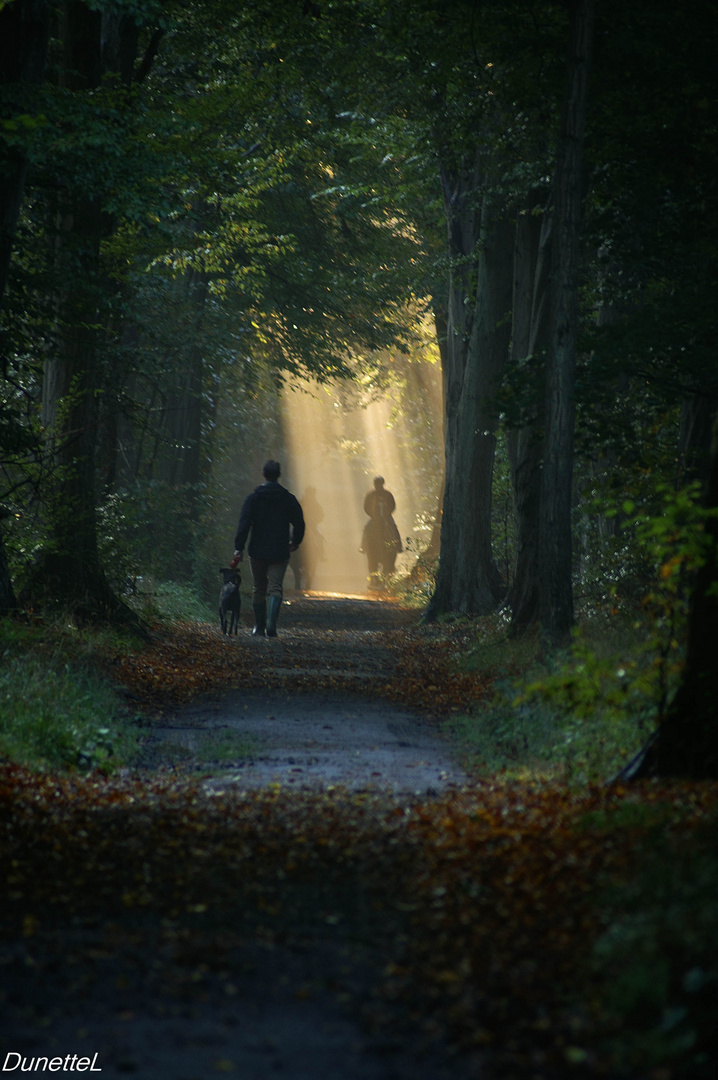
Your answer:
[266,595,282,638]
[252,600,266,637]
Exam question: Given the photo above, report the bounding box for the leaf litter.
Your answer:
[2,596,718,1078]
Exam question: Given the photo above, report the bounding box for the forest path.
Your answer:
[4,593,687,1080]
[8,597,593,1080]
[135,593,469,796]
[3,596,494,1080]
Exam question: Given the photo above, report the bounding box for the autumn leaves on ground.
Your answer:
[2,596,718,1079]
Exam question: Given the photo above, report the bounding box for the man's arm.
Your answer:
[234,493,254,553]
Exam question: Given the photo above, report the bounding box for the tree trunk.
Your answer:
[0,0,49,610]
[411,305,445,568]
[677,388,718,493]
[538,0,594,647]
[0,520,17,613]
[0,0,50,316]
[158,275,207,490]
[506,189,552,635]
[25,2,145,630]
[32,3,104,612]
[426,161,513,618]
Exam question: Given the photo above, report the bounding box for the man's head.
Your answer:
[263,459,281,481]
[373,476,385,490]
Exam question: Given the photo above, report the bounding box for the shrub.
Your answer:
[451,618,658,784]
[0,621,140,772]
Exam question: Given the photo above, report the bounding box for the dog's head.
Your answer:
[220,567,240,585]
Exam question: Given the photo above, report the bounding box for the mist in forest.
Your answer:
[279,377,442,595]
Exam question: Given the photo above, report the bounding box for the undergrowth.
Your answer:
[125,577,216,623]
[0,654,135,772]
[0,579,223,773]
[0,619,141,772]
[448,613,680,784]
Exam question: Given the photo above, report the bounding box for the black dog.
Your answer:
[219,567,241,635]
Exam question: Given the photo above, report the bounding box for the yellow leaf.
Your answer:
[22,914,39,937]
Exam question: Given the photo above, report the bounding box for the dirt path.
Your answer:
[138,594,468,796]
[156,687,466,796]
[5,605,713,1078]
[2,596,488,1080]
[5,919,468,1080]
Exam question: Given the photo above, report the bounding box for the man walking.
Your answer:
[233,460,305,637]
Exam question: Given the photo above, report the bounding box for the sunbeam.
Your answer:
[280,373,442,596]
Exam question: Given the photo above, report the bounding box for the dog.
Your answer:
[219,567,241,635]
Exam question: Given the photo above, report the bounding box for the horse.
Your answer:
[362,515,401,580]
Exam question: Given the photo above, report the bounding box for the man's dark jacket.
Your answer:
[234,481,305,562]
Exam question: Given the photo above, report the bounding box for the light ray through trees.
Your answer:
[280,377,442,595]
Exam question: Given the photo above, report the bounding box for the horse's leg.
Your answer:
[366,534,381,592]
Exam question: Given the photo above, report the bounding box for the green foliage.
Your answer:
[453,616,660,784]
[454,483,718,784]
[629,480,718,588]
[387,538,438,608]
[152,727,259,768]
[573,405,682,611]
[125,578,215,623]
[0,623,141,772]
[516,627,663,782]
[448,621,557,778]
[627,481,718,699]
[98,479,205,588]
[598,481,717,692]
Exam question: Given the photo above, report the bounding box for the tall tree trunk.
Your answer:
[158,274,208,490]
[0,518,17,613]
[0,0,50,317]
[26,3,144,628]
[425,303,447,561]
[406,306,445,569]
[35,3,105,612]
[538,0,594,647]
[0,0,49,611]
[426,162,513,618]
[42,192,105,584]
[677,388,718,492]
[506,189,552,635]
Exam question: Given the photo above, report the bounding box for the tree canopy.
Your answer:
[2,0,718,773]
